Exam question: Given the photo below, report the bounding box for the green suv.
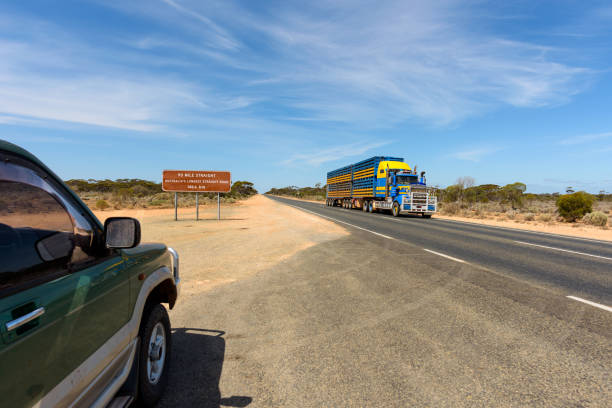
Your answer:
[0,140,180,407]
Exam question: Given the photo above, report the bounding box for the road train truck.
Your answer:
[325,156,437,217]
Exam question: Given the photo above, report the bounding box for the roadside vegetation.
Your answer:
[265,184,327,201]
[436,177,611,228]
[66,179,258,210]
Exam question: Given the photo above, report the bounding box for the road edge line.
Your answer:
[566,296,612,313]
[282,203,395,240]
[514,241,612,261]
[423,249,467,264]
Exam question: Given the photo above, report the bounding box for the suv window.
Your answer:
[0,157,96,297]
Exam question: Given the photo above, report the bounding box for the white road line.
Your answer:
[514,241,612,261]
[423,249,467,264]
[285,204,395,240]
[566,296,612,313]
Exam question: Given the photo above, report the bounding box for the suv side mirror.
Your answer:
[104,217,141,249]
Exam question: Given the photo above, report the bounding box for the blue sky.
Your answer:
[1,0,611,193]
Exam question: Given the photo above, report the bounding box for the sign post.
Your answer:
[196,192,199,221]
[162,170,231,221]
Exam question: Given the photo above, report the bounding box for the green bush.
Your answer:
[556,192,595,222]
[95,199,110,210]
[582,211,608,227]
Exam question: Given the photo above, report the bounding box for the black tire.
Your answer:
[362,200,368,212]
[137,303,171,407]
[392,202,400,217]
[423,214,432,219]
[368,201,373,213]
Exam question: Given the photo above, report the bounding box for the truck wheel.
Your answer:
[138,303,171,407]
[362,200,368,212]
[368,201,373,213]
[423,214,432,219]
[392,202,400,217]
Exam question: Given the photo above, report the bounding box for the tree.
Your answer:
[230,181,258,197]
[502,182,527,209]
[598,190,607,201]
[456,176,475,189]
[443,184,463,203]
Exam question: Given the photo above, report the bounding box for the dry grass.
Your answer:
[79,192,241,211]
[439,199,612,229]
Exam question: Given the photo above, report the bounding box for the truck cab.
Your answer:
[375,161,437,217]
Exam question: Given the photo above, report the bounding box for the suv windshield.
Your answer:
[396,175,418,185]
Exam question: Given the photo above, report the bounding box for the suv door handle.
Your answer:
[5,307,45,331]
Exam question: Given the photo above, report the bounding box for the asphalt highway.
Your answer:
[269,196,612,309]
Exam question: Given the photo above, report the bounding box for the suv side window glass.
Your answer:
[0,158,96,297]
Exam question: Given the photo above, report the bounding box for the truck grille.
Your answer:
[402,188,437,213]
[412,192,428,205]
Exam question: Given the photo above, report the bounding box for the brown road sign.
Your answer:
[162,170,231,193]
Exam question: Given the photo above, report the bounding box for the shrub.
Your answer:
[96,199,110,210]
[441,202,460,215]
[582,211,608,227]
[556,192,595,222]
[538,213,553,223]
[523,213,535,221]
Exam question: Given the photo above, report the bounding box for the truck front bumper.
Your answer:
[401,195,437,214]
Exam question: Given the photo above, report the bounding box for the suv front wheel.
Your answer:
[138,303,171,406]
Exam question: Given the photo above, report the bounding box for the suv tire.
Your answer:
[138,303,171,407]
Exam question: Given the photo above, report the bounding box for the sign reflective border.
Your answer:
[162,170,231,193]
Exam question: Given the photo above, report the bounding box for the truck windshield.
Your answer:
[396,175,418,184]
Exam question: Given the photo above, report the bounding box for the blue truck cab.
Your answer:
[326,156,437,218]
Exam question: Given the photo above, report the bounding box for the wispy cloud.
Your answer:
[0,1,598,140]
[159,0,240,50]
[560,131,612,145]
[191,0,589,125]
[282,141,391,166]
[94,0,592,127]
[449,147,503,162]
[0,14,256,132]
